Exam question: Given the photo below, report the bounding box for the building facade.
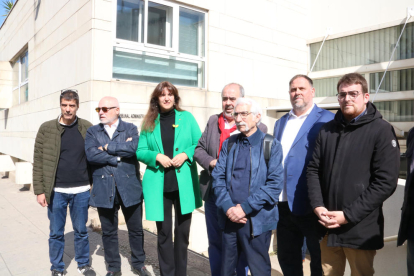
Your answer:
[0,0,412,273]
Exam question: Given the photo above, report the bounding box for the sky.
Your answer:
[0,1,14,27]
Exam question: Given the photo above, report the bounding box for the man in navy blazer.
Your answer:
[85,97,150,276]
[273,75,334,276]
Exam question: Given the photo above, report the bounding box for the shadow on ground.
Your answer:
[63,229,211,276]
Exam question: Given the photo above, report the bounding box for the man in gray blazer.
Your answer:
[194,83,267,275]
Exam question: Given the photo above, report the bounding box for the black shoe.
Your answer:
[78,265,96,276]
[51,270,64,276]
[132,266,151,276]
[105,272,122,276]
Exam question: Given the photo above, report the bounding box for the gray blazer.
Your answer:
[194,114,268,200]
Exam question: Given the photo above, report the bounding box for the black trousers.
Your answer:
[277,202,323,276]
[97,188,145,272]
[156,191,192,276]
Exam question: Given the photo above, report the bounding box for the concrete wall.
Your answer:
[0,0,94,162]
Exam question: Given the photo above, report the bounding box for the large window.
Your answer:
[376,100,414,122]
[114,0,206,88]
[370,68,414,93]
[310,22,414,72]
[12,51,28,105]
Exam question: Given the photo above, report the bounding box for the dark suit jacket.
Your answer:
[194,114,268,200]
[398,127,414,246]
[273,105,334,215]
[85,118,142,208]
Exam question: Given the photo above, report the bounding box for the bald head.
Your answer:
[98,96,120,126]
[222,83,244,98]
[99,96,120,108]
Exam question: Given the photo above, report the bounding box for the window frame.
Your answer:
[112,0,208,88]
[12,51,29,105]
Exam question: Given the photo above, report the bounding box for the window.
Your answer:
[114,0,206,88]
[310,22,414,72]
[370,68,414,93]
[12,51,29,105]
[376,100,414,122]
[313,77,341,97]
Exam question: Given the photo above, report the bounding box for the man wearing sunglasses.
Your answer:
[84,97,150,276]
[33,90,95,276]
[307,73,400,276]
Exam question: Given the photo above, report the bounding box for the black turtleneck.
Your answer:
[160,108,178,192]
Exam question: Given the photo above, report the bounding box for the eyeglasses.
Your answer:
[95,107,117,113]
[61,89,78,94]
[232,111,252,119]
[336,91,362,101]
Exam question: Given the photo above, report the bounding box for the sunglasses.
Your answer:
[95,107,117,113]
[61,89,78,94]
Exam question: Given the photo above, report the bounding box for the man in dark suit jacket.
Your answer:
[194,83,267,276]
[273,75,334,276]
[85,97,150,276]
[398,127,414,276]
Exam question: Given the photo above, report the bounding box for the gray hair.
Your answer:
[221,83,245,97]
[234,97,262,125]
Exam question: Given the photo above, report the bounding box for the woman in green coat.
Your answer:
[136,81,202,276]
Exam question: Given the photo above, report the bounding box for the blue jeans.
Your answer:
[48,191,90,272]
[205,195,248,276]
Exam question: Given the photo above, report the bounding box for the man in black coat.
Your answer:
[398,127,414,276]
[307,73,400,276]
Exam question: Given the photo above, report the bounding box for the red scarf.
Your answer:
[218,113,237,157]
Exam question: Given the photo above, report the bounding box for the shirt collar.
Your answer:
[350,107,367,123]
[104,118,119,129]
[58,114,78,126]
[240,128,262,146]
[288,103,315,119]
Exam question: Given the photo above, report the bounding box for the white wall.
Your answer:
[309,0,414,40]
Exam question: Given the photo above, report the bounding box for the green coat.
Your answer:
[136,110,202,221]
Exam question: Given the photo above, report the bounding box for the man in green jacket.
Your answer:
[33,90,94,276]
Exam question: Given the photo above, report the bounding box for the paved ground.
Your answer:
[0,174,310,276]
[0,175,210,276]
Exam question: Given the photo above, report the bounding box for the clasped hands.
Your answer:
[156,153,188,168]
[314,206,348,229]
[98,137,132,151]
[226,204,247,224]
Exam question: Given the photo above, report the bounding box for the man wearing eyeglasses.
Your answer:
[307,73,400,276]
[194,83,267,276]
[273,75,334,276]
[85,97,150,276]
[33,90,95,276]
[212,98,283,275]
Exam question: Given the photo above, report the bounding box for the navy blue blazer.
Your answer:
[273,105,334,215]
[85,118,142,208]
[212,129,284,236]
